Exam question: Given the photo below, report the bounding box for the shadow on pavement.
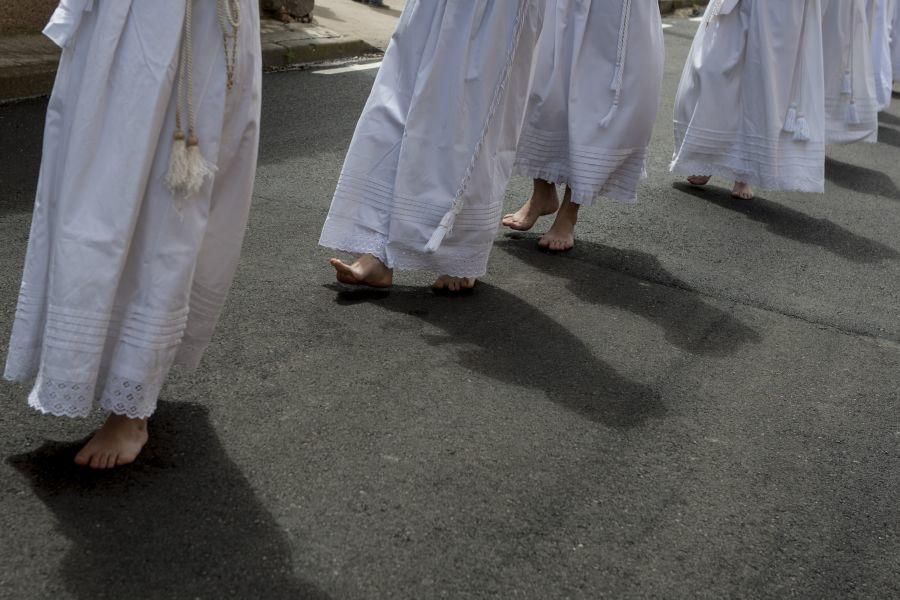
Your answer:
[674,182,900,263]
[877,125,900,148]
[332,283,665,428]
[824,156,900,201]
[879,111,900,127]
[496,237,760,357]
[8,402,331,600]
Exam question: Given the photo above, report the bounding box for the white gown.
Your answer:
[514,0,665,206]
[318,0,544,278]
[823,0,879,144]
[867,0,896,110]
[4,0,262,419]
[671,0,826,193]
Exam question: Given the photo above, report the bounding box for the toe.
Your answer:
[74,449,90,466]
[89,452,103,469]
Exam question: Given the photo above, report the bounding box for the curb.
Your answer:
[0,61,57,103]
[262,36,380,71]
[659,1,707,15]
[0,24,380,103]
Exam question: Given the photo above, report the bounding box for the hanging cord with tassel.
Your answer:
[423,0,530,254]
[598,0,633,128]
[783,0,811,141]
[167,0,242,205]
[845,1,861,124]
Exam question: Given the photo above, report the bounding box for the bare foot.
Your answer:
[731,181,754,199]
[329,254,393,288]
[502,179,560,231]
[687,175,711,186]
[74,414,149,469]
[538,192,579,252]
[432,275,476,293]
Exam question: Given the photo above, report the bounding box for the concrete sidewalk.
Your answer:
[0,17,379,103]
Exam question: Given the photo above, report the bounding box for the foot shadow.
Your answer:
[496,238,760,357]
[335,284,664,428]
[825,156,900,201]
[674,182,899,263]
[8,402,331,600]
[879,111,900,127]
[877,125,900,148]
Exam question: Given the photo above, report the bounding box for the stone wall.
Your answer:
[0,0,58,35]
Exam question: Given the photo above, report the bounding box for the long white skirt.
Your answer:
[318,0,544,278]
[671,0,826,193]
[4,0,262,419]
[868,0,896,110]
[823,0,879,144]
[514,0,664,206]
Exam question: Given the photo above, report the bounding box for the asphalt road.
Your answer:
[1,16,899,600]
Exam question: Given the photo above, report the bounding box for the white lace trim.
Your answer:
[22,369,161,419]
[320,226,490,278]
[669,158,825,193]
[514,164,644,206]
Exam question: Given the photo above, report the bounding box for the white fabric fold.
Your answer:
[42,0,95,49]
[671,0,827,193]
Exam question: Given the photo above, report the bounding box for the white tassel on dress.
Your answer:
[166,130,189,193]
[783,104,798,133]
[598,101,619,128]
[599,0,632,129]
[183,137,216,195]
[841,71,852,95]
[424,208,458,254]
[166,0,240,203]
[846,100,860,124]
[793,114,811,142]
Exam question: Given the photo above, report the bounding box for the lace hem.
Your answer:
[320,225,490,278]
[22,370,160,419]
[669,158,825,193]
[514,164,643,206]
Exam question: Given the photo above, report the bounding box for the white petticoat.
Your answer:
[822,0,879,144]
[514,0,665,206]
[671,0,826,193]
[4,0,262,418]
[318,0,544,278]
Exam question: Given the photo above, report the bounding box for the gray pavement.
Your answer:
[1,16,899,600]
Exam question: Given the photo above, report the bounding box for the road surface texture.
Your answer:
[0,15,898,600]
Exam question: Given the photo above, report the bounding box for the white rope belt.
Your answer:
[166,0,242,204]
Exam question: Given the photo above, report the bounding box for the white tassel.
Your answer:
[599,101,619,128]
[182,140,215,197]
[424,209,457,254]
[166,130,189,194]
[841,71,852,95]
[846,101,860,124]
[783,104,798,133]
[793,115,810,142]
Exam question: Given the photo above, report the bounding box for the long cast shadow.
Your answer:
[877,125,900,148]
[9,402,331,600]
[674,182,899,263]
[332,284,664,428]
[824,156,900,201]
[496,238,761,357]
[879,111,900,127]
